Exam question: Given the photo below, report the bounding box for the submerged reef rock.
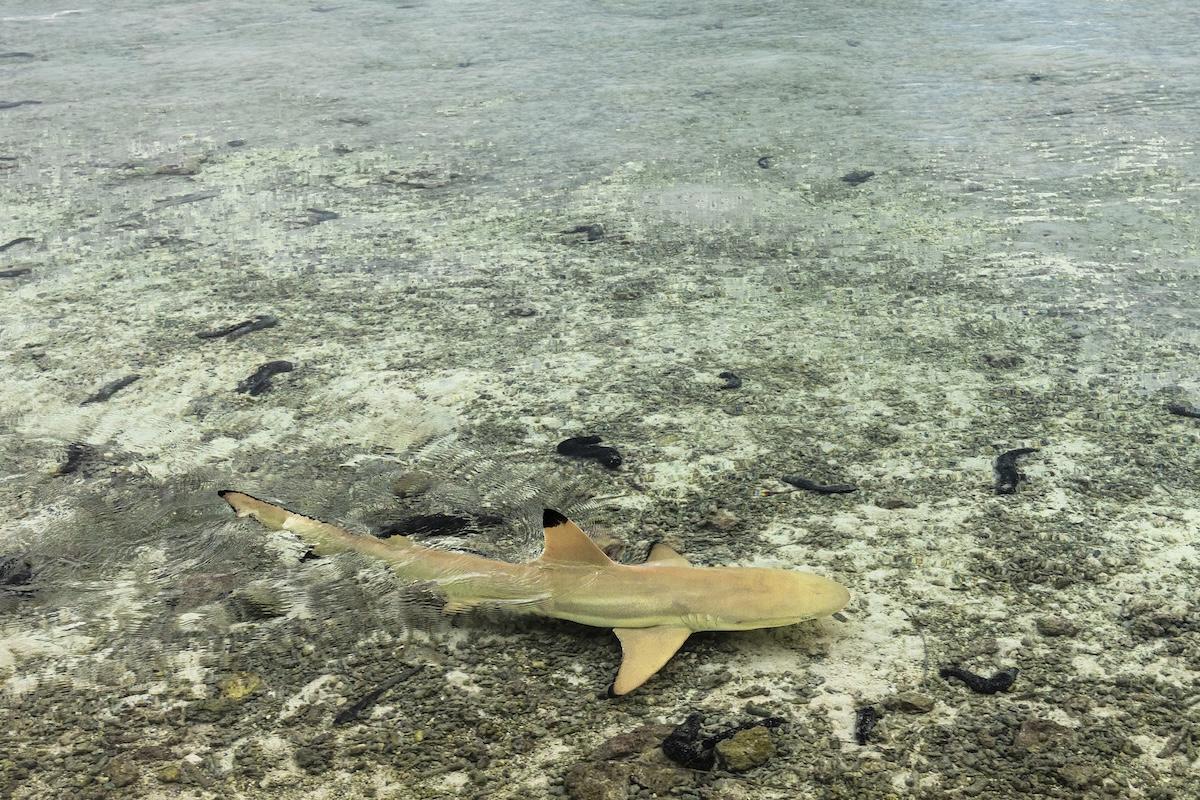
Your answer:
[661,712,786,771]
[565,723,691,800]
[714,725,776,771]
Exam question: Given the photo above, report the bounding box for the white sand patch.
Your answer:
[444,668,481,694]
[281,673,343,721]
[172,649,208,689]
[0,621,93,673]
[438,771,470,792]
[641,454,739,496]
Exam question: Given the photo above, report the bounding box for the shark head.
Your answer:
[696,566,851,631]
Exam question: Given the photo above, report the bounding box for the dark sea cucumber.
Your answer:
[0,236,34,252]
[81,374,140,405]
[334,665,423,725]
[660,712,787,770]
[717,371,742,389]
[939,665,1018,694]
[53,442,91,476]
[1166,402,1200,419]
[855,705,881,745]
[557,435,622,469]
[196,314,278,340]
[236,360,294,396]
[994,447,1038,494]
[781,474,857,494]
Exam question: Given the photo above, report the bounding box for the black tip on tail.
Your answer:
[543,508,569,527]
[217,489,232,498]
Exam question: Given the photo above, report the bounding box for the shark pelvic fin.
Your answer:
[610,626,691,696]
[538,509,613,565]
[645,542,690,566]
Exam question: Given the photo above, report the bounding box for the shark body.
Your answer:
[219,490,850,694]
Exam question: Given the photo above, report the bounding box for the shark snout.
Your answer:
[779,572,850,623]
[806,575,851,618]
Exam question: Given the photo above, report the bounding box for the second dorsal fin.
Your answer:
[538,509,613,565]
[645,542,690,566]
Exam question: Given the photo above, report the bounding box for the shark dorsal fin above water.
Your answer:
[537,508,614,565]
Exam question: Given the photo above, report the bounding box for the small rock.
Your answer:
[156,764,182,783]
[1014,717,1072,752]
[567,723,693,799]
[1057,763,1097,789]
[218,672,263,702]
[889,691,935,714]
[700,670,733,689]
[105,755,139,788]
[382,167,456,189]
[507,306,537,317]
[591,724,673,761]
[0,555,33,586]
[982,352,1024,369]
[708,509,739,531]
[632,761,690,794]
[154,158,204,176]
[714,727,775,772]
[876,497,916,510]
[229,584,287,619]
[392,471,435,497]
[1036,616,1078,637]
[294,739,334,774]
[564,761,628,800]
[841,169,875,185]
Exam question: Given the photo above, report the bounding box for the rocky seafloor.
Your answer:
[2,135,1197,797]
[3,2,1200,799]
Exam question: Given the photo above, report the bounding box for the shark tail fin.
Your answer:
[218,490,362,557]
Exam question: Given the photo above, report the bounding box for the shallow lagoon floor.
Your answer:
[2,1,1199,798]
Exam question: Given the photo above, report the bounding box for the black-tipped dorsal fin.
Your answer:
[538,509,613,565]
[645,542,690,566]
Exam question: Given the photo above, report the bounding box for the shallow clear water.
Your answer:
[2,2,1199,798]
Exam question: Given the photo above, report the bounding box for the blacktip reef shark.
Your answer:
[218,490,851,695]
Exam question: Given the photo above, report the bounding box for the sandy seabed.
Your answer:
[2,1,1199,798]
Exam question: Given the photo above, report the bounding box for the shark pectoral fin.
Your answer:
[537,509,614,566]
[610,626,691,696]
[645,542,690,566]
